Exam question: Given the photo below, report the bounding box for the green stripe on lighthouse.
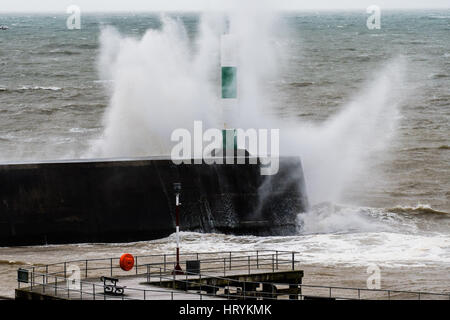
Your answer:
[221,66,237,99]
[222,128,237,150]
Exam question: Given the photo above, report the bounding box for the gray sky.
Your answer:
[1,0,449,12]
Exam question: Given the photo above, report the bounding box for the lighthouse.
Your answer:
[220,25,238,160]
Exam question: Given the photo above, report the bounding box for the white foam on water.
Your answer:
[298,203,393,235]
[141,230,449,268]
[16,86,62,91]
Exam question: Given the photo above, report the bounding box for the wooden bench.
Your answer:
[100,276,126,296]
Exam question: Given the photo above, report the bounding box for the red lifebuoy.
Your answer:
[120,253,134,271]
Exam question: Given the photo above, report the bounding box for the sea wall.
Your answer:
[0,157,308,246]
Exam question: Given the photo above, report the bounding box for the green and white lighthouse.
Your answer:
[220,29,238,152]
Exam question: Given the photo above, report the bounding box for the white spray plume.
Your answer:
[280,58,406,205]
[89,16,219,157]
[88,5,280,158]
[89,9,406,210]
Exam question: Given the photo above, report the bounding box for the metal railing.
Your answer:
[144,267,450,301]
[18,269,216,300]
[18,267,450,301]
[20,250,297,280]
[16,250,450,301]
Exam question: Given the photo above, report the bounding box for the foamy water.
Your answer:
[0,203,449,298]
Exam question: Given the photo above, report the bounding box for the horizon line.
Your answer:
[0,7,449,14]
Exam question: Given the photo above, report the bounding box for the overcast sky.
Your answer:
[1,0,449,12]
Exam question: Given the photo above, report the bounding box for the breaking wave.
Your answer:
[388,204,449,216]
[0,259,31,266]
[0,86,63,92]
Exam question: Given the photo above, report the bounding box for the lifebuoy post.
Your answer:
[173,182,183,274]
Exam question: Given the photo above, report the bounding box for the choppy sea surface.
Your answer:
[0,11,449,298]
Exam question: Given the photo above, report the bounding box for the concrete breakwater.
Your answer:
[0,156,308,246]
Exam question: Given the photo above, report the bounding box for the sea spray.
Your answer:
[279,58,406,206]
[88,15,220,157]
[89,7,281,158]
[89,10,407,221]
[250,58,407,225]
[289,59,408,233]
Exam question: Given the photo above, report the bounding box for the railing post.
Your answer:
[276,251,278,270]
[110,258,113,277]
[55,276,57,296]
[42,275,45,293]
[248,256,250,275]
[292,252,295,270]
[135,256,138,275]
[256,251,259,269]
[85,260,88,278]
[223,258,226,277]
[80,282,83,300]
[199,273,202,300]
[164,254,166,272]
[64,262,66,279]
[229,252,232,270]
[173,269,176,289]
[93,284,95,300]
[272,254,274,272]
[31,268,34,291]
[358,289,360,299]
